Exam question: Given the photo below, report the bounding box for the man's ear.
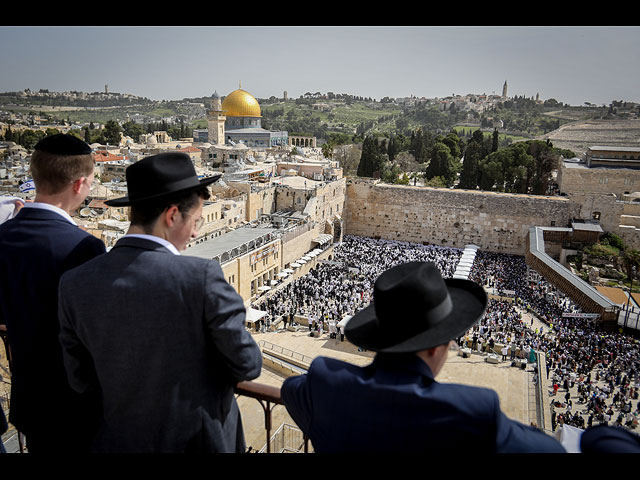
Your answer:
[164,205,180,227]
[71,177,86,194]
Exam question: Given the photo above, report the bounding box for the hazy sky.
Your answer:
[1,26,639,106]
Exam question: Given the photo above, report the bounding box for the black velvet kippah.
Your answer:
[34,133,92,155]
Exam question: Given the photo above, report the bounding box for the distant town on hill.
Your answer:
[1,87,638,145]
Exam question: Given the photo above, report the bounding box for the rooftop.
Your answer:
[183,226,277,261]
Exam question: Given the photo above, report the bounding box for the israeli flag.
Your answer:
[19,179,35,193]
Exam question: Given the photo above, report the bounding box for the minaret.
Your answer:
[207,91,226,144]
[502,80,508,99]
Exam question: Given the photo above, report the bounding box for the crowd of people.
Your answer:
[469,251,640,432]
[253,236,463,335]
[253,235,640,435]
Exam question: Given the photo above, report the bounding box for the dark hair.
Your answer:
[30,150,94,195]
[130,186,210,233]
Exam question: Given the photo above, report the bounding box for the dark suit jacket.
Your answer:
[0,207,106,448]
[58,236,263,453]
[281,354,566,453]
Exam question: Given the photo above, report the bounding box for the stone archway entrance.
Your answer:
[324,216,343,243]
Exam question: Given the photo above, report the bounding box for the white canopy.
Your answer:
[282,268,294,274]
[246,308,268,323]
[291,263,301,268]
[277,271,289,278]
[258,286,271,292]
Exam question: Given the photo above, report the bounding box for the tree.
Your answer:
[357,136,386,178]
[425,142,456,186]
[478,154,504,191]
[103,120,122,145]
[122,121,144,141]
[409,129,429,164]
[528,140,559,195]
[321,140,335,160]
[621,248,640,289]
[441,131,463,159]
[459,140,483,189]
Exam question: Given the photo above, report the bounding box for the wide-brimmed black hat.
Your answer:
[105,152,221,207]
[345,261,487,353]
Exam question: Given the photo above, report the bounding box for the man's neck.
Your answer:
[33,194,75,214]
[127,224,163,238]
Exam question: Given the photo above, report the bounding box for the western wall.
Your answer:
[344,179,582,256]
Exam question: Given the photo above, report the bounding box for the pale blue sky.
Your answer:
[1,26,638,106]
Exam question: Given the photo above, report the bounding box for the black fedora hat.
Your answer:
[345,262,487,353]
[105,152,221,207]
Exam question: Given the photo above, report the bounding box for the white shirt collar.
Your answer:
[22,201,77,226]
[124,233,181,255]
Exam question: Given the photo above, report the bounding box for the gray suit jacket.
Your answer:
[58,236,262,453]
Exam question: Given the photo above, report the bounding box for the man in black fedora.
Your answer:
[57,152,262,453]
[280,261,565,453]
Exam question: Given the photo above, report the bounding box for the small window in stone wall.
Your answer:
[592,211,601,220]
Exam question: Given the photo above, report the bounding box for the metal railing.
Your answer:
[1,326,310,454]
[258,340,314,368]
[234,380,310,453]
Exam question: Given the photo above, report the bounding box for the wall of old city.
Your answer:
[558,162,640,198]
[344,179,581,255]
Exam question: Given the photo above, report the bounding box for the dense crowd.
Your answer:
[253,236,461,334]
[252,235,640,433]
[464,250,640,432]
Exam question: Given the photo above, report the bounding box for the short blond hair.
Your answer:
[30,150,94,195]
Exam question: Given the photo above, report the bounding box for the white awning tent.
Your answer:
[258,286,271,292]
[313,234,333,245]
[291,263,301,268]
[246,308,268,325]
[277,271,289,278]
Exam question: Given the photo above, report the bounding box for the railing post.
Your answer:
[235,380,310,453]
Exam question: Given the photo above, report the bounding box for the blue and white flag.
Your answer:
[19,179,35,193]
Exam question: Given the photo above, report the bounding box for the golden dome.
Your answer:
[221,88,261,118]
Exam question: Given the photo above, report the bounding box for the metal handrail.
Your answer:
[258,340,314,367]
[234,380,309,453]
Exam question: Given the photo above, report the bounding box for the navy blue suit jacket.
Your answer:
[58,236,262,453]
[281,354,565,453]
[0,207,105,448]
